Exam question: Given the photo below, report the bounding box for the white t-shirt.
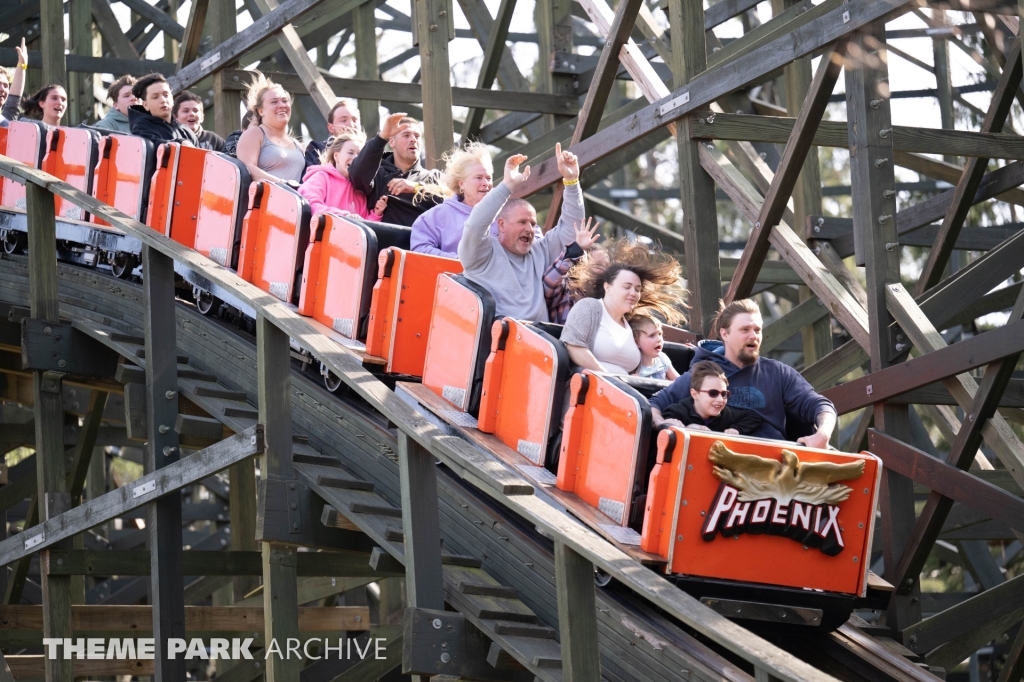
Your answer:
[593,302,642,375]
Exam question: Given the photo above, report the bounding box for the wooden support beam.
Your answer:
[177,0,210,69]
[414,0,455,166]
[670,0,720,335]
[44,549,402,577]
[172,0,337,91]
[690,114,1024,161]
[698,144,871,348]
[725,40,845,302]
[26,178,73,682]
[823,318,1024,413]
[353,1,380,134]
[554,541,601,680]
[462,0,516,140]
[220,70,577,114]
[886,282,1024,489]
[869,429,1024,549]
[67,0,97,127]
[255,314,300,681]
[885,284,1024,595]
[544,0,644,226]
[141,245,186,681]
[251,0,337,118]
[513,0,911,197]
[92,0,141,61]
[40,0,67,85]
[844,20,919,631]
[535,0,575,132]
[0,427,264,566]
[917,37,1023,293]
[118,0,186,40]
[212,0,243,137]
[761,297,830,354]
[454,0,531,96]
[399,431,444,682]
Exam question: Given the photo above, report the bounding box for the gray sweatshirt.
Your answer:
[458,182,584,322]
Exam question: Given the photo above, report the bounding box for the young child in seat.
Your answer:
[630,315,679,381]
[299,130,389,219]
[661,361,762,435]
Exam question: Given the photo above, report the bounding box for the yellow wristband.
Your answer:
[19,63,28,70]
[563,178,579,186]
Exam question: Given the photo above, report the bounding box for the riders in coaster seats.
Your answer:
[42,126,100,221]
[363,248,462,377]
[641,427,881,604]
[556,370,652,530]
[92,134,156,225]
[422,273,496,416]
[1,120,47,210]
[477,318,569,468]
[237,180,311,304]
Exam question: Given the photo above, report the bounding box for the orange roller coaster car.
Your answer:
[422,273,495,414]
[363,248,462,377]
[238,181,311,303]
[642,428,881,598]
[477,318,568,467]
[42,127,99,222]
[557,370,651,528]
[92,134,155,225]
[1,120,46,210]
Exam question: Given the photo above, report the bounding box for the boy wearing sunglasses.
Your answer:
[661,361,762,435]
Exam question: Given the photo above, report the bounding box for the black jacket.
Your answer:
[662,397,763,436]
[129,106,198,146]
[305,138,327,167]
[348,134,442,226]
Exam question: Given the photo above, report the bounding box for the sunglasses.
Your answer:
[697,389,731,399]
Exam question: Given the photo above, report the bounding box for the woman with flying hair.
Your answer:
[560,238,686,375]
[235,73,306,185]
[410,141,500,258]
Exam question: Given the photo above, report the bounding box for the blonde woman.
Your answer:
[410,141,500,258]
[235,73,306,185]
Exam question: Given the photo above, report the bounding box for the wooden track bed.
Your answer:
[398,381,666,568]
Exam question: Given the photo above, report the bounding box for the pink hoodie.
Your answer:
[298,164,382,221]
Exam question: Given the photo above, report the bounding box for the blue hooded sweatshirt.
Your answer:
[649,340,836,441]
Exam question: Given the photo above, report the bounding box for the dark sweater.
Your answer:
[348,134,442,226]
[128,106,198,145]
[650,340,836,441]
[305,138,328,167]
[195,127,225,152]
[662,397,763,436]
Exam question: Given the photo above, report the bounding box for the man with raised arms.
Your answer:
[458,143,585,322]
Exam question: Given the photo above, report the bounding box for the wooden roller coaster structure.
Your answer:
[0,0,1023,679]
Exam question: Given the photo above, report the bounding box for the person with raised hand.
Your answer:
[458,142,586,322]
[0,38,28,127]
[347,111,442,226]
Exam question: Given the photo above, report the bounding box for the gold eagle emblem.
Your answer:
[707,441,865,506]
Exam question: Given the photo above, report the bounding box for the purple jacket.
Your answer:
[411,195,498,258]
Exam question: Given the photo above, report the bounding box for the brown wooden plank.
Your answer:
[823,319,1024,414]
[917,37,1023,292]
[725,40,846,302]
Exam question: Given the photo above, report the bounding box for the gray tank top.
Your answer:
[257,126,305,183]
